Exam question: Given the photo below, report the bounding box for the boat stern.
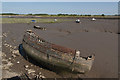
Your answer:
[72,54,95,73]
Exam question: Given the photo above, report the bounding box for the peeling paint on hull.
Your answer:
[22,30,95,74]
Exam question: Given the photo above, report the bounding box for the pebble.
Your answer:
[2,33,7,37]
[8,58,11,60]
[24,65,29,68]
[25,68,28,71]
[2,60,13,70]
[7,61,13,66]
[2,52,6,57]
[12,54,16,58]
[27,69,35,74]
[17,61,20,64]
[39,72,42,75]
[12,50,20,56]
[2,59,8,62]
[4,43,13,49]
[13,46,17,49]
[4,43,9,47]
[37,72,46,78]
[39,75,46,78]
[9,45,12,48]
[31,73,36,76]
[36,75,39,78]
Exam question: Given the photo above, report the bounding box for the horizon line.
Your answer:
[1,13,118,15]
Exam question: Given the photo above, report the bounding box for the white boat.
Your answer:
[92,18,96,21]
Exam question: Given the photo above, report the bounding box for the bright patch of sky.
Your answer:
[2,2,118,15]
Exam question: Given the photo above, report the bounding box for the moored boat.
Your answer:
[22,30,95,73]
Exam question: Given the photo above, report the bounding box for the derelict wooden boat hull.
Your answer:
[22,30,95,73]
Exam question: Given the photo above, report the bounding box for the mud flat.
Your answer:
[2,18,118,78]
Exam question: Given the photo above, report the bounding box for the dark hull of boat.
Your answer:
[22,30,95,73]
[22,41,94,74]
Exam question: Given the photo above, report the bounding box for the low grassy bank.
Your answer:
[2,18,73,24]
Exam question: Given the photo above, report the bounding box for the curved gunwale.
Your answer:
[24,31,76,55]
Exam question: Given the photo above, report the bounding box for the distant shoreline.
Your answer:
[1,15,119,19]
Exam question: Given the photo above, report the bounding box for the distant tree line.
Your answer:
[1,13,118,16]
[1,13,19,15]
[27,14,49,16]
[23,13,106,16]
[57,14,78,16]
